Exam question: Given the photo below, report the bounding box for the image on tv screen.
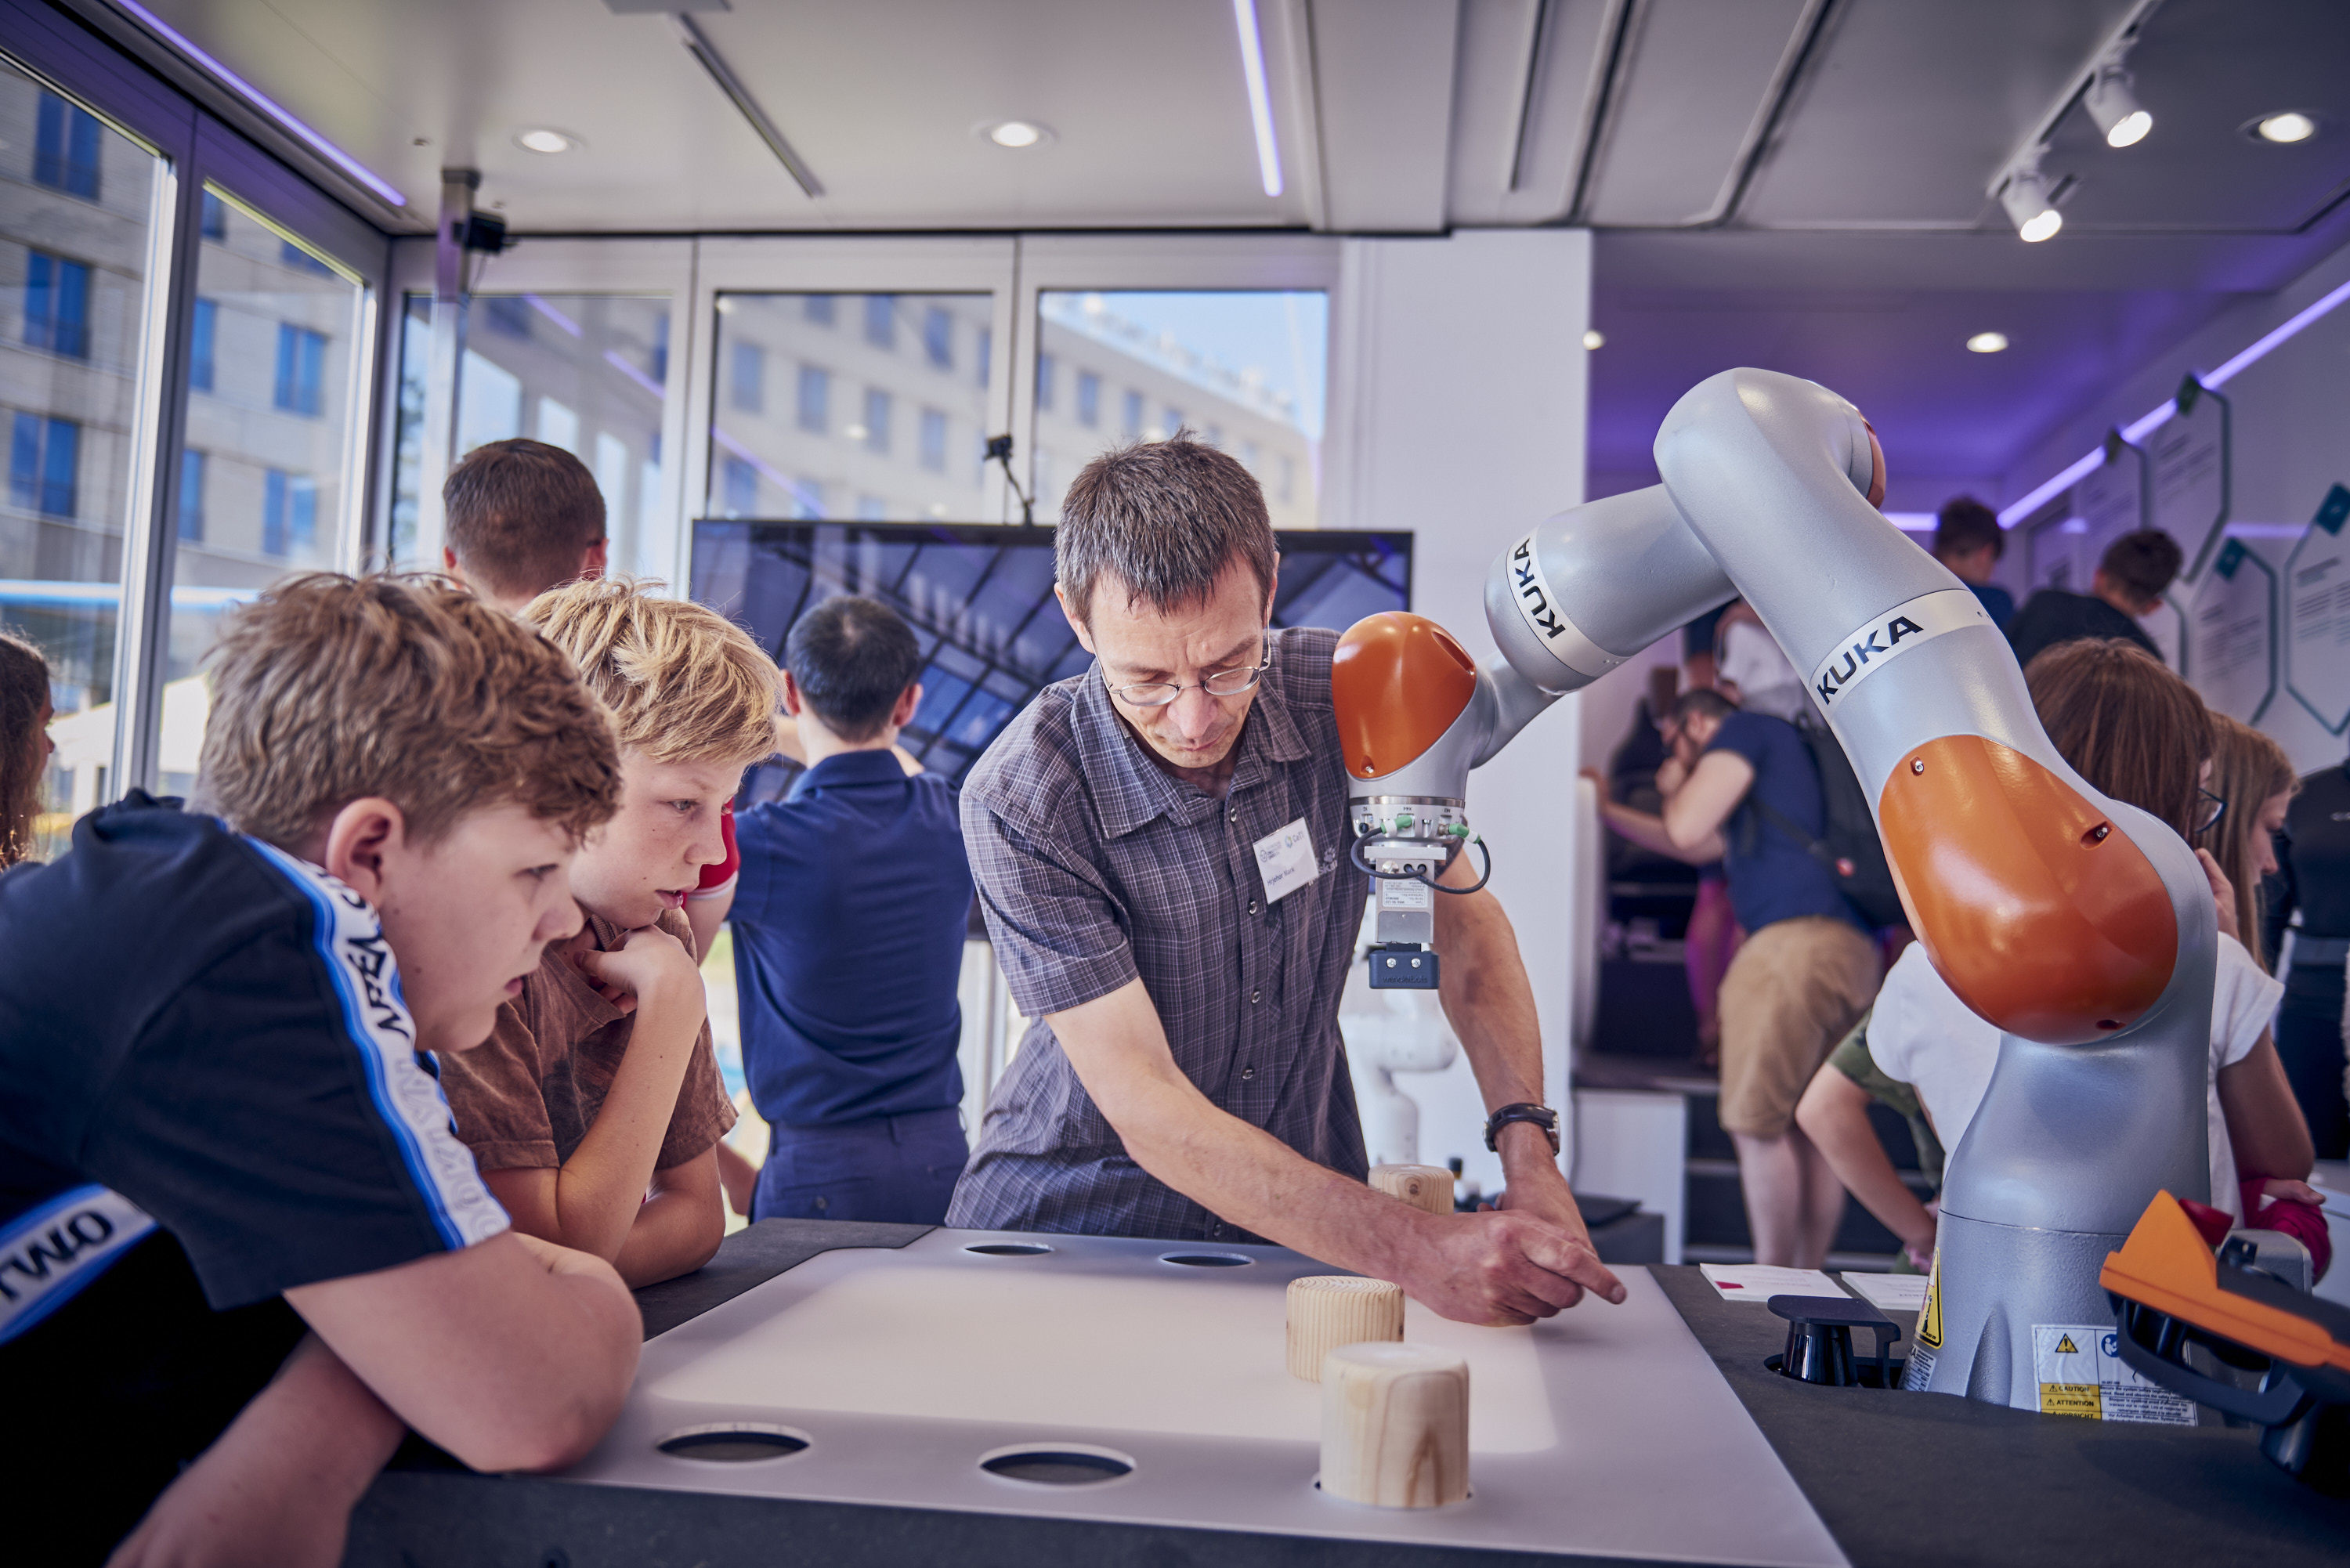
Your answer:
[692,519,1412,794]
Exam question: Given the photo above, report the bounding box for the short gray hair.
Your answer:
[1056,433,1277,625]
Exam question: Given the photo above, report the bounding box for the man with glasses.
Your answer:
[949,434,1625,1326]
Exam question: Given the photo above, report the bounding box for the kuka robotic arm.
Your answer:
[1333,367,2219,1411]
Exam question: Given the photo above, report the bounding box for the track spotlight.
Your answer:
[2084,67,2150,148]
[1999,172,2063,243]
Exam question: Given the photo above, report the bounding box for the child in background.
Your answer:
[437,578,779,1288]
[1866,641,2315,1235]
[0,629,52,867]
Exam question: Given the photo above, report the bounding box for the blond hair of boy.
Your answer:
[437,578,780,1287]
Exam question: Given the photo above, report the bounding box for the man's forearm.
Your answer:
[1599,800,1721,865]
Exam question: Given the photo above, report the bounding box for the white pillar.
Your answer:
[1325,229,1593,1190]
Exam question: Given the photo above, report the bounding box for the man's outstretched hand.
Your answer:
[1394,1208,1627,1326]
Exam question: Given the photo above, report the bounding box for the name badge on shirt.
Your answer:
[1253,818,1321,904]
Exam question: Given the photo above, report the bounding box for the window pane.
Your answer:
[391,293,673,580]
[164,186,365,795]
[0,63,161,854]
[709,292,991,523]
[1035,291,1326,528]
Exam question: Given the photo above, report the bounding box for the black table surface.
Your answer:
[345,1222,2350,1566]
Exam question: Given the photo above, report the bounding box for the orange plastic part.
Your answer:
[1332,612,1477,779]
[1878,734,2176,1045]
[2100,1190,2350,1374]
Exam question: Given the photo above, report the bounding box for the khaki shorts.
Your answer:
[1717,916,1881,1139]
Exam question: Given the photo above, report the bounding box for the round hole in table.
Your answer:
[656,1423,812,1462]
[978,1443,1136,1485]
[1158,1252,1254,1268]
[964,1242,1054,1256]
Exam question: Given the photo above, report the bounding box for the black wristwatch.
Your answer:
[1484,1102,1560,1155]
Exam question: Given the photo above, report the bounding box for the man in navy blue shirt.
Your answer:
[1931,497,2016,631]
[720,596,975,1223]
[1589,688,1878,1269]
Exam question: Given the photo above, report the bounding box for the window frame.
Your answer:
[1,0,392,798]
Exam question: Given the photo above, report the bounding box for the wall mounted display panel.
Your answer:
[2154,383,2230,585]
[2285,482,2350,735]
[0,54,168,852]
[691,519,1408,789]
[2183,537,2277,724]
[1029,288,1326,529]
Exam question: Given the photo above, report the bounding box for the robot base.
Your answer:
[1911,1212,2127,1409]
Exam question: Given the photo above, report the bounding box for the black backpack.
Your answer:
[1742,713,1910,931]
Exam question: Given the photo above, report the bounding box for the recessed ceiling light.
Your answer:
[1966,331,2009,354]
[515,128,578,154]
[986,121,1047,149]
[2253,110,2318,144]
[1582,330,1605,351]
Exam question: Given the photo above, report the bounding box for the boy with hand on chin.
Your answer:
[437,577,780,1287]
[0,574,639,1565]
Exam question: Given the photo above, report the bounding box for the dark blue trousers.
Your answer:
[753,1107,969,1225]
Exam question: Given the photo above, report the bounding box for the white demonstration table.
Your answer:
[559,1227,1846,1566]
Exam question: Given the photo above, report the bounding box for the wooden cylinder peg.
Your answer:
[1286,1276,1405,1381]
[1368,1164,1454,1216]
[1319,1342,1470,1508]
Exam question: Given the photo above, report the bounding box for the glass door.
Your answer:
[0,58,169,852]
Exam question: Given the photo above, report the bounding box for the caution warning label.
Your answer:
[1917,1252,1943,1349]
[2032,1324,2195,1425]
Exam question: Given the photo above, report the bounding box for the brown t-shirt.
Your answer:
[439,909,736,1173]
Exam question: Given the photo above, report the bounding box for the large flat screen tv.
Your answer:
[691,519,1412,794]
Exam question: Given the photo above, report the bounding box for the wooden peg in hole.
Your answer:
[1319,1342,1470,1507]
[1369,1163,1454,1216]
[1286,1275,1405,1381]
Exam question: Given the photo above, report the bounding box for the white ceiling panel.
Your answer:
[1444,0,1611,226]
[1734,0,2137,228]
[111,0,1314,232]
[1308,0,1462,233]
[1578,0,1810,226]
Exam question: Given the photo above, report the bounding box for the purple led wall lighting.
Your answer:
[112,0,407,209]
[2000,274,2350,526]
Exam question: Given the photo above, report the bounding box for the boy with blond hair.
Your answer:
[438,577,780,1286]
[0,574,639,1564]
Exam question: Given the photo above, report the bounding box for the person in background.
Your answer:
[2006,528,2182,668]
[437,579,777,1288]
[1795,1012,1943,1273]
[1713,601,1807,723]
[1681,602,1729,693]
[2265,742,2350,1160]
[1931,497,2015,630]
[1588,686,1879,1270]
[1867,640,2322,1261]
[1,629,53,867]
[0,574,640,1564]
[440,439,609,614]
[696,596,975,1224]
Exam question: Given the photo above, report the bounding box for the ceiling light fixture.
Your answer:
[1998,171,2063,243]
[1582,330,1605,351]
[1983,0,2163,244]
[1966,331,2009,354]
[1231,0,1284,198]
[987,121,1046,149]
[515,128,577,154]
[2253,111,2318,144]
[2084,66,2151,148]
